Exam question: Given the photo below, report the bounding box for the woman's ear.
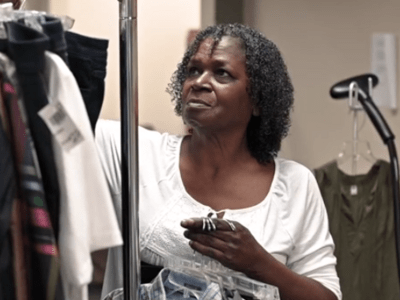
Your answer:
[252,106,260,116]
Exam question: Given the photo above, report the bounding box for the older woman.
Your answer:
[96,24,341,300]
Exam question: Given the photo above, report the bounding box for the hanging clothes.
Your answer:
[5,21,62,242]
[0,14,123,300]
[42,50,123,300]
[41,16,69,64]
[65,31,109,133]
[0,55,64,299]
[0,76,16,300]
[314,160,400,300]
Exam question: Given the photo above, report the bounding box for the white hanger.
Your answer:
[337,80,377,175]
[337,139,377,175]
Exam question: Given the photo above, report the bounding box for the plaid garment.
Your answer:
[0,78,17,300]
[0,72,64,300]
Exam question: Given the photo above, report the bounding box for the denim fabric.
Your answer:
[42,16,68,63]
[65,31,108,133]
[5,21,61,241]
[0,39,7,53]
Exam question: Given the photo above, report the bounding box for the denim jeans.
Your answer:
[66,31,109,133]
[42,16,68,63]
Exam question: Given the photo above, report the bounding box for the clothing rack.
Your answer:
[118,0,141,299]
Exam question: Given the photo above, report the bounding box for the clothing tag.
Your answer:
[38,101,84,152]
[350,185,358,196]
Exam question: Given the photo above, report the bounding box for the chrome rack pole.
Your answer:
[119,0,140,299]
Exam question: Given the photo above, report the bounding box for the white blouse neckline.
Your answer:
[172,135,280,216]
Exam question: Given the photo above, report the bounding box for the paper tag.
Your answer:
[38,102,84,152]
[350,185,358,196]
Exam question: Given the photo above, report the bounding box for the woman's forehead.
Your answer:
[192,36,245,61]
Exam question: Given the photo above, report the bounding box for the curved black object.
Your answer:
[329,73,379,100]
[330,73,394,144]
[330,74,400,287]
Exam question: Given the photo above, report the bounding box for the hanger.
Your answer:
[0,4,74,38]
[163,268,214,300]
[337,80,378,175]
[0,3,12,38]
[101,255,280,300]
[165,254,280,300]
[337,139,377,175]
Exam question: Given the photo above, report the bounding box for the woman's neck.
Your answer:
[183,129,255,169]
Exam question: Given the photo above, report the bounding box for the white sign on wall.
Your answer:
[371,33,397,110]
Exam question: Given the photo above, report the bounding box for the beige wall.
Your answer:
[245,0,399,170]
[45,0,201,135]
[23,0,400,170]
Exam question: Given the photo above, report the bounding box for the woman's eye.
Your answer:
[215,69,230,77]
[187,67,200,76]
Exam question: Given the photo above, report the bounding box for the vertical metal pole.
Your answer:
[119,0,140,300]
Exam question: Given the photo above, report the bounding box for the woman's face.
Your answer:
[181,36,253,133]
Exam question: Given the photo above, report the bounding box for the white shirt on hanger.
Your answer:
[43,52,123,300]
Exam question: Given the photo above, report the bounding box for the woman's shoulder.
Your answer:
[275,157,314,182]
[272,157,321,210]
[95,119,183,152]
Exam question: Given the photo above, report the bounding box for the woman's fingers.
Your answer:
[181,217,239,232]
[181,217,269,275]
[183,229,237,262]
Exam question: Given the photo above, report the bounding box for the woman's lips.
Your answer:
[186,99,211,108]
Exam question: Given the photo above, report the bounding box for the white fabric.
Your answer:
[43,53,123,300]
[95,119,342,300]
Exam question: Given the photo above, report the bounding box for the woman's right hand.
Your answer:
[180,217,271,278]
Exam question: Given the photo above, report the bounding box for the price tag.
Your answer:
[38,102,84,152]
[350,185,358,196]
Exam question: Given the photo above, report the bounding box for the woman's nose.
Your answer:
[192,71,212,91]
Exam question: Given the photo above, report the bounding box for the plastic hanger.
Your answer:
[336,81,378,175]
[0,4,74,38]
[164,267,215,300]
[0,3,13,38]
[337,139,377,175]
[102,255,280,300]
[165,255,280,300]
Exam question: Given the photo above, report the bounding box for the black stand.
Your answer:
[330,74,400,286]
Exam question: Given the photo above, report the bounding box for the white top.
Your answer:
[95,119,342,300]
[43,53,123,300]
